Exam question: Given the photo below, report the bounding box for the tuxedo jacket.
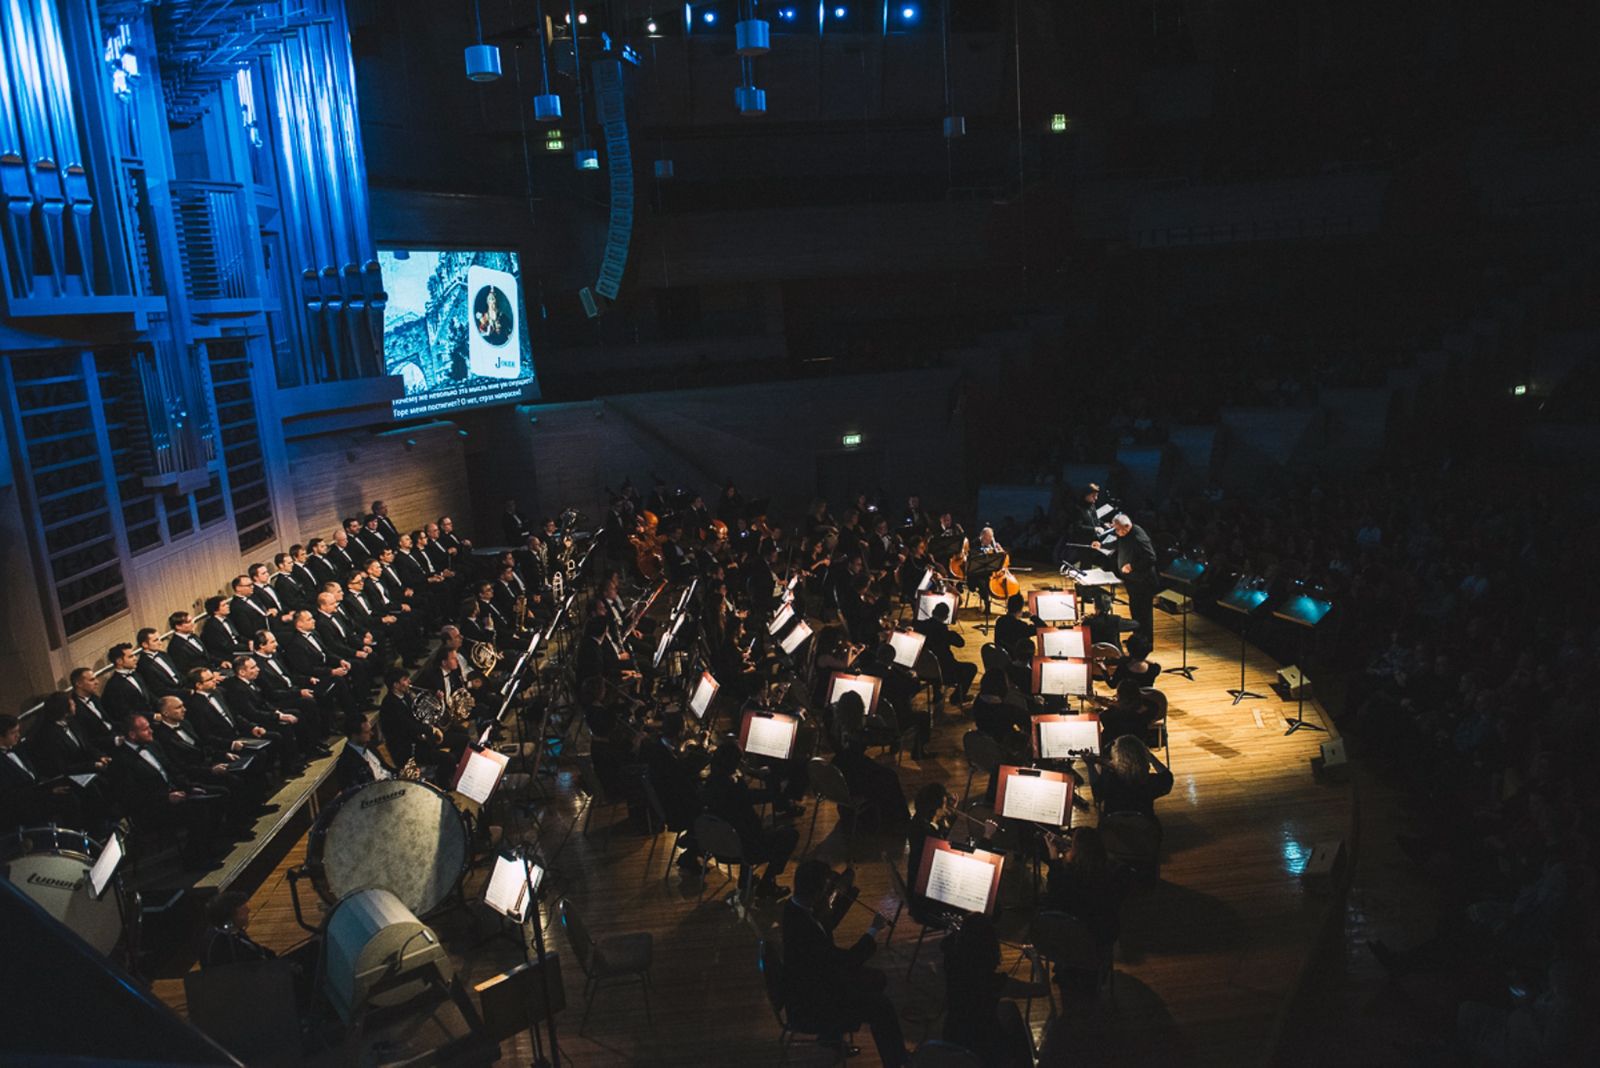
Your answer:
[270,572,311,612]
[250,583,294,622]
[228,595,272,642]
[103,670,157,721]
[183,690,253,746]
[283,630,341,678]
[28,719,103,777]
[313,612,361,661]
[201,614,252,662]
[334,743,395,792]
[154,720,227,776]
[378,692,432,764]
[168,631,214,673]
[72,694,119,755]
[306,554,339,587]
[109,743,191,811]
[138,651,188,697]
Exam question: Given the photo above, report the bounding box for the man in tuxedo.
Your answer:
[641,713,703,872]
[184,667,296,773]
[1,713,79,826]
[270,553,311,612]
[371,500,401,549]
[289,544,319,598]
[252,630,338,724]
[283,610,360,714]
[330,526,366,571]
[435,515,470,558]
[137,627,189,698]
[225,656,329,756]
[108,713,224,868]
[29,693,112,778]
[305,537,337,586]
[314,591,375,690]
[782,859,907,1065]
[913,602,976,708]
[1097,513,1158,647]
[356,514,390,561]
[69,667,119,756]
[377,669,443,776]
[102,643,156,722]
[247,563,297,632]
[199,596,251,667]
[502,498,531,546]
[167,611,215,673]
[422,523,455,575]
[227,575,273,641]
[334,712,396,790]
[394,531,446,616]
[152,696,246,803]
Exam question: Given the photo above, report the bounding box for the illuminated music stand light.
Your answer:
[913,838,1004,918]
[1158,555,1206,681]
[1031,656,1092,709]
[1032,713,1100,761]
[887,629,925,669]
[1273,590,1332,735]
[739,709,799,760]
[995,765,1072,828]
[1217,576,1271,706]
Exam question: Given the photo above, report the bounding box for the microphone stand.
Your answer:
[521,851,560,1067]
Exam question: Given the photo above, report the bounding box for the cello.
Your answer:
[987,552,1021,600]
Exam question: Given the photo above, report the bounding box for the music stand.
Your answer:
[965,552,1006,633]
[913,838,1004,918]
[1273,591,1332,735]
[1035,625,1089,661]
[1158,556,1206,681]
[1032,714,1100,761]
[1217,576,1270,705]
[1028,589,1078,625]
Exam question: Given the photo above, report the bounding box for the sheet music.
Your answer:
[88,834,122,898]
[1096,504,1114,520]
[888,630,925,668]
[829,674,879,714]
[744,715,796,759]
[1038,718,1100,759]
[924,848,994,914]
[238,738,270,749]
[689,673,718,721]
[455,747,509,806]
[916,568,934,593]
[1000,773,1069,826]
[484,854,542,922]
[1038,660,1090,697]
[916,591,958,621]
[1032,591,1077,623]
[1040,628,1086,659]
[1076,568,1122,586]
[780,620,812,654]
[768,603,795,635]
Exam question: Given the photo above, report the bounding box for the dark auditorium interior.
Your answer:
[2,1,1598,1065]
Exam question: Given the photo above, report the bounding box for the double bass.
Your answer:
[631,511,664,581]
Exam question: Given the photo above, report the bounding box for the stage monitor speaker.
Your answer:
[1276,664,1310,698]
[1154,589,1189,614]
[1300,840,1345,892]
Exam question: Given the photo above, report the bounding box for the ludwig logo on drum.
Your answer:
[360,786,408,810]
[27,871,84,892]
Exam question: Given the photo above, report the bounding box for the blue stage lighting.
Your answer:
[832,5,846,18]
[900,4,917,21]
[703,8,717,23]
[777,6,797,20]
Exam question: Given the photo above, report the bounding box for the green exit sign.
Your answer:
[841,432,862,447]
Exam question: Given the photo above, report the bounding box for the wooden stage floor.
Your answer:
[156,574,1350,1066]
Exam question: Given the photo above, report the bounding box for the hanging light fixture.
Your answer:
[567,0,596,167]
[532,0,562,120]
[734,1,768,115]
[464,0,502,82]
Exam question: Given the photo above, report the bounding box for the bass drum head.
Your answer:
[2,847,123,955]
[309,780,468,916]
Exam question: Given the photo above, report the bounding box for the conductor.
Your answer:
[1096,514,1157,646]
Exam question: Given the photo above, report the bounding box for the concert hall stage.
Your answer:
[154,573,1350,1066]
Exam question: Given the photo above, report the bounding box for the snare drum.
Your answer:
[0,826,126,955]
[306,779,469,916]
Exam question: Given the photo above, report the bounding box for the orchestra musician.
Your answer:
[334,712,397,790]
[993,594,1034,660]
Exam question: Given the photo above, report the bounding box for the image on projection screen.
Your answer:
[379,248,540,418]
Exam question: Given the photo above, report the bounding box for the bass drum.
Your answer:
[306,779,469,917]
[0,827,126,955]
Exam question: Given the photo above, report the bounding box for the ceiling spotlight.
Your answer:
[646,18,659,33]
[832,5,847,18]
[577,12,588,24]
[777,6,797,19]
[900,4,918,21]
[703,9,717,23]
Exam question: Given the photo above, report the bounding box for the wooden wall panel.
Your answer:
[287,424,472,543]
